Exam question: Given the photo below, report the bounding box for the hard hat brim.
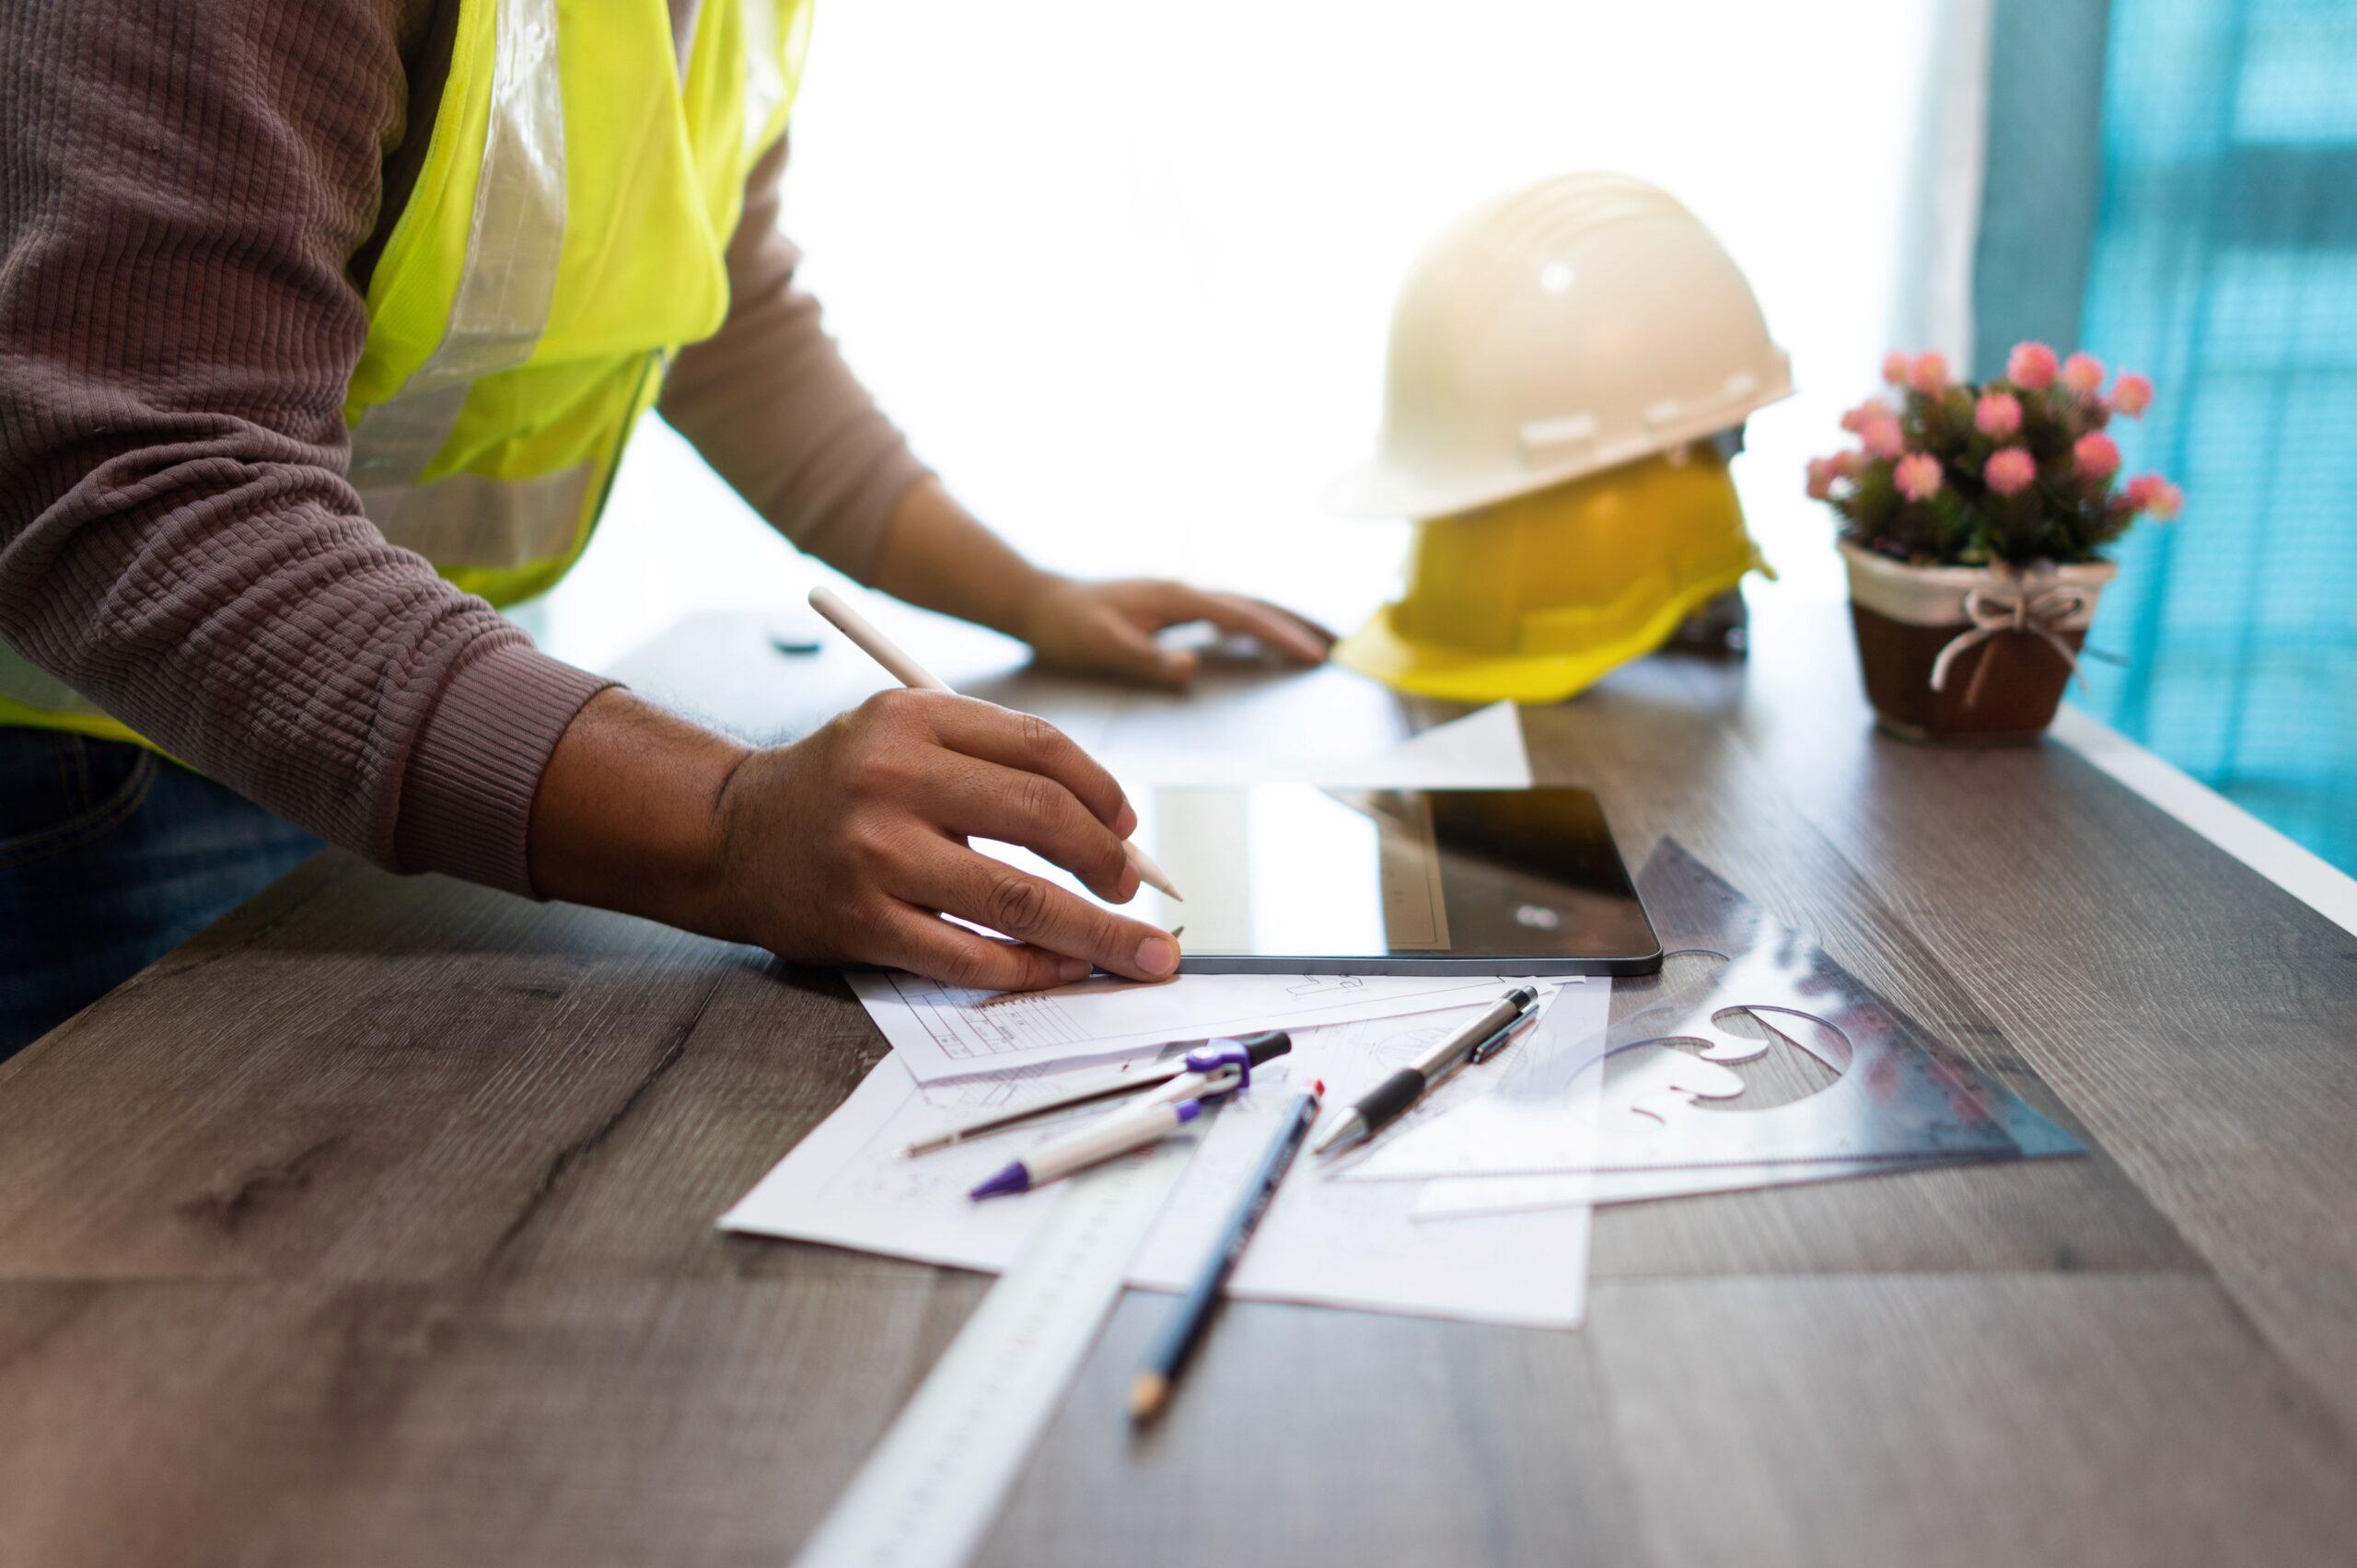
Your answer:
[1321,457,1545,523]
[1334,557,1758,704]
[1323,383,1794,521]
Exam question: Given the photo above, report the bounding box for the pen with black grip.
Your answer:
[1311,986,1538,1156]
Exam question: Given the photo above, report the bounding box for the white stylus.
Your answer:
[807,584,1184,902]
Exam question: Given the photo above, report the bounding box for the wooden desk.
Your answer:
[3,591,2352,1568]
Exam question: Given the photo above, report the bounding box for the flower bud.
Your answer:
[1983,447,2037,496]
[2007,342,2060,389]
[1974,390,2023,438]
[1895,452,1944,502]
[2073,431,2122,481]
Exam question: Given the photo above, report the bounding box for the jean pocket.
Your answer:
[0,733,160,870]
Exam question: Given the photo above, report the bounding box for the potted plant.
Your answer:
[1805,343,2181,744]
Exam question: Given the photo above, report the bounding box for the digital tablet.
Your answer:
[988,785,1662,976]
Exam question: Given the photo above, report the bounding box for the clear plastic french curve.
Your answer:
[1341,842,2076,1181]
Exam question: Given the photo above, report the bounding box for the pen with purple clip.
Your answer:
[901,1032,1292,1158]
[970,1039,1260,1200]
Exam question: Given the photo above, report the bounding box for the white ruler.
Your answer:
[792,1137,1198,1568]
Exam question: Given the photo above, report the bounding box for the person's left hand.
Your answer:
[1015,576,1333,688]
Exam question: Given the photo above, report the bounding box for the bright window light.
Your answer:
[535,1,1956,671]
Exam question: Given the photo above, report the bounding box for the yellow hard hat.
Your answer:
[1328,171,1788,703]
[1334,445,1770,704]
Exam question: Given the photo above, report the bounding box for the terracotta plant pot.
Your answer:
[1839,540,2118,746]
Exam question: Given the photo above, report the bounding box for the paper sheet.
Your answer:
[1097,699,1532,788]
[721,984,1609,1328]
[853,968,1561,1084]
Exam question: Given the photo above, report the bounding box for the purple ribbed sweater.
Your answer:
[0,0,927,895]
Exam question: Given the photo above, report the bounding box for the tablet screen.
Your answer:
[982,786,1661,976]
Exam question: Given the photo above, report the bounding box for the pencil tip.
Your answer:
[1310,1113,1362,1157]
[1128,1373,1169,1423]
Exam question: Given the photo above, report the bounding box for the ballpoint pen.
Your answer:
[969,1093,1208,1200]
[970,1031,1260,1198]
[807,584,1184,901]
[1311,986,1540,1156]
[900,1032,1292,1157]
[1129,1077,1324,1424]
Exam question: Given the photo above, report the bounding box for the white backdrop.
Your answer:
[532,0,1973,672]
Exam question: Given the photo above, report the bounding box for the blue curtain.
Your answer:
[1976,0,2357,871]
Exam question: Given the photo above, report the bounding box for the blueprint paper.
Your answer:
[722,983,1609,1328]
[853,969,1565,1085]
[1128,1001,1600,1324]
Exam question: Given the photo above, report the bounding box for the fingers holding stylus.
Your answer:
[877,910,1093,994]
[918,755,1141,903]
[704,687,1171,990]
[895,691,1138,839]
[788,587,1180,988]
[899,844,1179,983]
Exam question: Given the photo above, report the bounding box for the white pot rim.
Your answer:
[1839,539,2117,629]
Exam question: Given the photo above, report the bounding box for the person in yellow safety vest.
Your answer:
[0,1,1329,1058]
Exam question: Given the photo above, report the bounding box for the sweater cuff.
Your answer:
[392,642,616,896]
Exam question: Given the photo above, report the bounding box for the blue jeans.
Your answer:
[0,729,319,1060]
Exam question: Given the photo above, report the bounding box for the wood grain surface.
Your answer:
[1,596,2350,1568]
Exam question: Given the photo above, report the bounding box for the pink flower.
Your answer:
[1805,457,1838,500]
[1840,395,1894,434]
[1983,447,2038,496]
[1974,390,2023,438]
[2108,372,2154,416]
[2073,431,2121,481]
[1834,448,1865,479]
[1894,452,1943,502]
[1909,351,1951,395]
[1861,414,1906,459]
[2007,341,2059,389]
[1882,351,1910,386]
[2123,472,2181,518]
[2062,352,2106,397]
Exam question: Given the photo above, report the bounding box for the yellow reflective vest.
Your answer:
[0,0,811,744]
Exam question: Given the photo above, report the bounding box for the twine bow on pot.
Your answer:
[1928,576,2092,709]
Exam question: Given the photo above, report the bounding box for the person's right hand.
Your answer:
[707,689,1181,991]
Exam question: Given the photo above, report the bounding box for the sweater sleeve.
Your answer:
[658,138,933,581]
[0,0,613,897]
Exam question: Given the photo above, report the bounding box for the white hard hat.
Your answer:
[1327,172,1793,520]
